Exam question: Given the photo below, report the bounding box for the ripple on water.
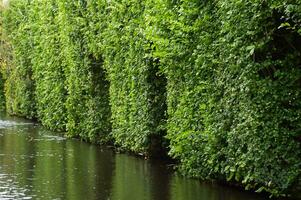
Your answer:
[0,120,32,129]
[41,135,66,141]
[0,174,33,200]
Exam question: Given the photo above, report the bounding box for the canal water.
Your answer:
[0,113,272,200]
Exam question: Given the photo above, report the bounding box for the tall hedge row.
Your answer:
[149,0,301,196]
[1,0,36,118]
[0,0,300,197]
[100,0,167,153]
[31,0,67,131]
[58,0,111,143]
[0,4,14,111]
[1,0,112,141]
[0,7,7,111]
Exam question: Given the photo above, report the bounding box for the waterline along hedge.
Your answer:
[0,0,300,197]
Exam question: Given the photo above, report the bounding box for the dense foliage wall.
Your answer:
[0,0,300,197]
[30,0,67,131]
[1,0,112,142]
[0,8,6,111]
[57,0,111,143]
[1,1,35,118]
[100,0,167,153]
[148,0,301,196]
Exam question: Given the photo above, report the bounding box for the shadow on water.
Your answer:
[0,113,292,200]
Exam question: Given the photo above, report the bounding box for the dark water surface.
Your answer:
[0,113,272,200]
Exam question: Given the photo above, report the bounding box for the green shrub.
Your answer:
[31,0,67,131]
[58,0,111,143]
[1,0,112,141]
[1,0,36,118]
[150,0,301,196]
[101,0,167,154]
[0,5,8,111]
[1,0,300,197]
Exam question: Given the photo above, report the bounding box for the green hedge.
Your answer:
[31,0,67,131]
[0,6,7,111]
[1,0,300,197]
[1,0,36,118]
[149,0,301,196]
[100,0,167,154]
[58,0,111,143]
[1,0,112,141]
